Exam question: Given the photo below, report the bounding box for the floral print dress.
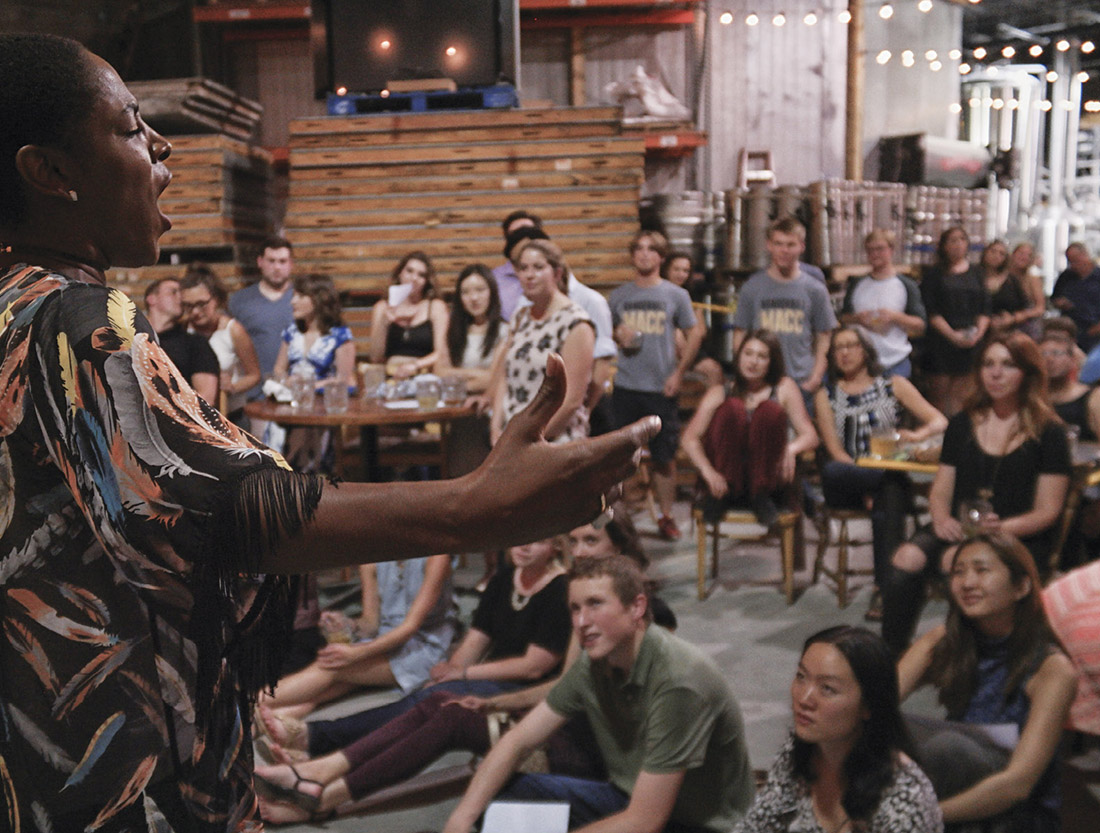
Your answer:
[501,302,593,444]
[0,265,325,832]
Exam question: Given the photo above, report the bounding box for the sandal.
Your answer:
[864,587,884,622]
[253,765,323,813]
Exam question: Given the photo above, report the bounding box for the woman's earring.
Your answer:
[67,190,79,203]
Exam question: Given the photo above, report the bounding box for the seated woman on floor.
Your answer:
[881,332,1071,656]
[258,554,458,720]
[681,328,818,528]
[898,533,1077,833]
[253,514,668,823]
[257,536,571,760]
[814,325,946,620]
[735,626,942,833]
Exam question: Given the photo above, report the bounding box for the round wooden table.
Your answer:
[245,396,476,479]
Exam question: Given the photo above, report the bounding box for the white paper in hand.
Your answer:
[388,283,414,307]
[482,801,569,833]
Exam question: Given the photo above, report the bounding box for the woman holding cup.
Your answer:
[881,332,1070,655]
[814,326,946,620]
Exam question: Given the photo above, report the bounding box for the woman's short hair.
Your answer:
[512,238,568,291]
[390,252,438,299]
[792,626,911,824]
[179,262,229,308]
[930,533,1054,717]
[0,34,99,229]
[293,273,344,333]
[965,331,1058,440]
[447,263,503,366]
[732,329,786,393]
[826,326,883,381]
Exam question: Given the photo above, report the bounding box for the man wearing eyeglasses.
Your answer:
[144,277,220,402]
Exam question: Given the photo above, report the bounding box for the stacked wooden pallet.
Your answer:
[285,106,645,297]
[130,78,263,141]
[106,134,275,299]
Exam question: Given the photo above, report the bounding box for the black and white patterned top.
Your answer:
[826,376,900,459]
[733,736,943,833]
[502,300,593,444]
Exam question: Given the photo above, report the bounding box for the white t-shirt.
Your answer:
[849,274,912,369]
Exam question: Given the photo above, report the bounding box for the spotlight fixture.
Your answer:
[336,85,348,96]
[379,39,392,50]
[445,46,458,57]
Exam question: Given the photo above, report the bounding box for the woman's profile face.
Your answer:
[398,258,429,297]
[1009,244,1035,273]
[517,248,560,304]
[949,543,1027,623]
[979,342,1024,402]
[790,642,867,749]
[665,257,692,287]
[982,242,1008,271]
[831,331,867,378]
[738,338,771,384]
[66,53,172,269]
[510,538,557,571]
[291,291,315,324]
[568,524,618,561]
[460,273,492,320]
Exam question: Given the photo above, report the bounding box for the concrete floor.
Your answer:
[266,499,1098,832]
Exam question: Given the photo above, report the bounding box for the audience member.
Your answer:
[982,239,1043,336]
[257,537,570,761]
[662,250,723,387]
[143,276,219,401]
[1042,558,1100,736]
[443,556,756,833]
[492,209,541,321]
[882,333,1070,655]
[1004,242,1046,339]
[734,626,942,833]
[609,230,706,540]
[814,326,946,620]
[731,216,837,399]
[490,239,595,444]
[369,251,449,379]
[257,554,457,723]
[840,229,926,378]
[180,263,261,424]
[682,329,818,528]
[1051,242,1100,352]
[273,273,355,473]
[898,533,1076,833]
[228,234,295,444]
[921,226,990,417]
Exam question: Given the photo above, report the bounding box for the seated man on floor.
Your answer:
[443,556,755,833]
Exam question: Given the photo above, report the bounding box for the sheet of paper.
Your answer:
[482,801,570,833]
[388,283,413,307]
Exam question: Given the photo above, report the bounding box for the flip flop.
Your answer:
[253,765,323,813]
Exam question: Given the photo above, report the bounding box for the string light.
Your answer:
[1006,99,1019,110]
[918,0,933,11]
[959,62,971,74]
[1061,99,1075,110]
[1002,45,1016,58]
[772,13,786,26]
[877,50,892,64]
[949,49,961,60]
[746,12,759,26]
[379,39,392,50]
[1078,71,1090,82]
[445,46,457,57]
[930,60,942,71]
[879,4,894,19]
[1029,44,1043,58]
[992,98,1004,110]
[968,97,981,108]
[1057,39,1071,52]
[1084,41,1096,54]
[719,11,733,24]
[974,47,987,60]
[1046,70,1058,82]
[1040,100,1053,111]
[925,49,938,61]
[803,11,818,25]
[902,50,915,67]
[336,85,348,96]
[949,101,962,113]
[838,10,851,23]
[1085,100,1100,112]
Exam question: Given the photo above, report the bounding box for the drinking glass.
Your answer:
[416,377,441,410]
[441,376,467,406]
[322,382,349,414]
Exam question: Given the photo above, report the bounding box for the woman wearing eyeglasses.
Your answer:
[180,263,261,424]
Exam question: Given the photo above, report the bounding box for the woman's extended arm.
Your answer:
[897,624,945,699]
[227,318,262,393]
[893,376,948,442]
[431,628,493,682]
[333,338,356,388]
[458,643,562,684]
[261,357,659,573]
[476,633,582,713]
[272,341,289,381]
[680,384,728,498]
[938,652,1078,823]
[814,387,851,464]
[543,321,594,441]
[368,301,389,364]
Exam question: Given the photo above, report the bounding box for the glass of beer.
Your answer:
[868,424,899,460]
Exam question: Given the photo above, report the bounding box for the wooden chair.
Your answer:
[812,507,875,607]
[692,504,804,603]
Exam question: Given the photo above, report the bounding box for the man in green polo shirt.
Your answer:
[443,556,754,833]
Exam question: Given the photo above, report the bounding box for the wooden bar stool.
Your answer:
[812,507,875,607]
[692,506,803,602]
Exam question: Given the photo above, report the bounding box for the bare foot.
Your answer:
[258,704,307,751]
[257,796,310,825]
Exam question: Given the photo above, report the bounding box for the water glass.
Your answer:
[288,371,315,411]
[416,377,441,410]
[360,363,387,399]
[441,375,467,406]
[323,382,350,414]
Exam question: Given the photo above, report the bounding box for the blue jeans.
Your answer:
[500,774,713,833]
[307,679,519,756]
[884,356,912,378]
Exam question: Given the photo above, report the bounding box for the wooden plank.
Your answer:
[295,250,628,276]
[288,154,645,181]
[286,219,638,245]
[160,228,266,248]
[294,238,633,262]
[308,266,636,296]
[286,187,638,215]
[289,106,622,135]
[285,201,636,229]
[290,122,618,149]
[289,138,645,168]
[289,169,643,197]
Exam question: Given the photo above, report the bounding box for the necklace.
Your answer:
[510,588,531,611]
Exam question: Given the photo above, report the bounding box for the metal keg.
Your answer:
[638,191,726,272]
